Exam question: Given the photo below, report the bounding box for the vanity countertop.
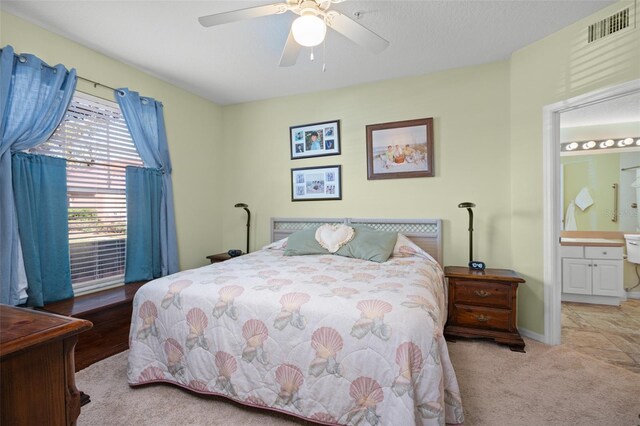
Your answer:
[560,237,625,247]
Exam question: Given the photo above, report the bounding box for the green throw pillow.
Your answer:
[336,225,398,263]
[283,227,329,256]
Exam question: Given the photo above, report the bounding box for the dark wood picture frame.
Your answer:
[291,165,342,201]
[366,117,434,180]
[290,120,341,160]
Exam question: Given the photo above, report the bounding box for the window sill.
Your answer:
[43,281,147,317]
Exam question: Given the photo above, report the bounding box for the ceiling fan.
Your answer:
[198,0,390,67]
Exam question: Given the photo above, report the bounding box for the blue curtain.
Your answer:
[0,45,77,305]
[125,166,162,282]
[12,153,73,306]
[116,88,178,277]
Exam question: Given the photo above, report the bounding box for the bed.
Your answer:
[127,218,464,425]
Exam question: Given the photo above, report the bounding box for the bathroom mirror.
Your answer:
[560,91,640,232]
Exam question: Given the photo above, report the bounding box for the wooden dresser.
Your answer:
[1,305,92,425]
[444,266,526,352]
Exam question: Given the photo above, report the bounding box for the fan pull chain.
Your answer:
[322,37,326,72]
[310,47,314,62]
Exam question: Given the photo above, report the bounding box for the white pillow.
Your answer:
[315,224,355,253]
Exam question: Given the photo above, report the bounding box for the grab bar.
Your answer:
[612,183,618,222]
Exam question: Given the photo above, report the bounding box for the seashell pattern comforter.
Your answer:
[127,236,464,425]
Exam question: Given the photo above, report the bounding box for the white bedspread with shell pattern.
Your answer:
[127,236,464,425]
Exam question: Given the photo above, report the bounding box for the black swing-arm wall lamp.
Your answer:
[235,203,251,254]
[458,202,485,270]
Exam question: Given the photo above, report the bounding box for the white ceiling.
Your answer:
[561,91,640,128]
[2,0,615,105]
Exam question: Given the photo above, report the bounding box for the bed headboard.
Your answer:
[271,217,443,265]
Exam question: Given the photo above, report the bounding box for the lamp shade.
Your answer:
[292,14,326,47]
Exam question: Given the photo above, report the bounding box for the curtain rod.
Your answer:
[66,158,164,174]
[77,76,124,96]
[2,49,124,95]
[621,165,640,171]
[67,159,128,170]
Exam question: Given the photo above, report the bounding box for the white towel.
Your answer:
[575,187,594,211]
[565,200,577,231]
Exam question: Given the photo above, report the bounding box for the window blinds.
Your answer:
[30,92,143,294]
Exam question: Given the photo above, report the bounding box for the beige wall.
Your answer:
[561,153,620,231]
[0,12,225,271]
[3,1,639,336]
[221,62,513,273]
[510,0,640,333]
[221,1,640,336]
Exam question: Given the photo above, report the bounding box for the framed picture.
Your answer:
[366,117,434,180]
[290,120,341,160]
[291,165,342,201]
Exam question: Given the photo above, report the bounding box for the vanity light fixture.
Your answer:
[562,137,639,153]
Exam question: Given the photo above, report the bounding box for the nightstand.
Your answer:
[444,266,526,352]
[206,253,234,264]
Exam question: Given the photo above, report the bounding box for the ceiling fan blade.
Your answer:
[326,11,389,54]
[198,3,287,27]
[279,30,302,67]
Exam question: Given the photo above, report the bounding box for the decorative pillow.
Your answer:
[315,224,355,253]
[336,225,398,263]
[392,233,420,257]
[283,227,329,256]
[392,233,438,264]
[263,237,288,251]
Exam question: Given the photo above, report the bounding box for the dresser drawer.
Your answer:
[451,280,511,308]
[450,304,512,331]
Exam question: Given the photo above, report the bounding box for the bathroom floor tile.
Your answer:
[605,332,640,353]
[561,311,581,329]
[620,299,640,316]
[564,302,623,315]
[580,314,640,335]
[573,346,636,364]
[563,329,620,350]
[562,300,640,374]
[566,312,593,329]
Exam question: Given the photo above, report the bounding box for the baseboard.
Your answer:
[519,327,545,343]
[626,291,640,299]
[561,293,622,306]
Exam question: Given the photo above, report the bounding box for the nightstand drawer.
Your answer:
[451,304,511,331]
[451,280,511,308]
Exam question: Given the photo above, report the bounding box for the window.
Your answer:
[29,92,143,295]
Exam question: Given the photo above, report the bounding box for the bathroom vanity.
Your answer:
[560,237,625,306]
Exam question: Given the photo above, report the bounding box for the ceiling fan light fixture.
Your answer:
[292,13,327,47]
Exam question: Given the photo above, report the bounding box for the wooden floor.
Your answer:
[562,299,640,374]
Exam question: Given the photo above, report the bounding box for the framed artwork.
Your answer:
[290,120,341,160]
[366,117,434,180]
[291,165,342,201]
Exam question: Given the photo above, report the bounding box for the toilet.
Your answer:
[624,234,640,264]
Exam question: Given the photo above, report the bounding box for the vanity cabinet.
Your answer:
[561,245,623,304]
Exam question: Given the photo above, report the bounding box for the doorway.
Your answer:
[543,79,640,347]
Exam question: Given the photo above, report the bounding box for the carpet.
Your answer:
[76,338,639,425]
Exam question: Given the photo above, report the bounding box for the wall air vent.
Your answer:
[588,7,632,43]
